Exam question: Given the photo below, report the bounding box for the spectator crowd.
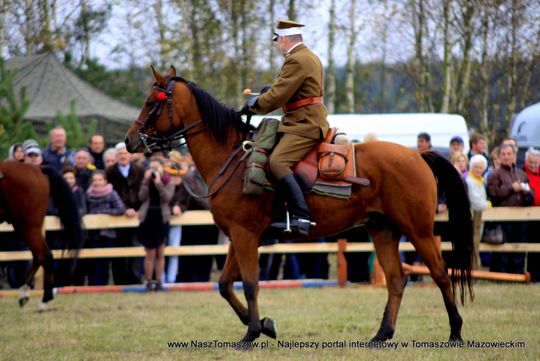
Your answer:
[417,132,539,281]
[1,127,539,291]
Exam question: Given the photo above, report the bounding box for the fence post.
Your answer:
[337,239,348,287]
[472,211,482,269]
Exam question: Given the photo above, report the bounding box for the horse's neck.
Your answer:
[185,129,241,186]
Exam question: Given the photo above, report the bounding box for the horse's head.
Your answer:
[124,66,200,153]
[125,66,253,154]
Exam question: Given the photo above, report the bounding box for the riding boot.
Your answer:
[271,173,313,236]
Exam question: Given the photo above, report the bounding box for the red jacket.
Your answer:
[525,164,540,206]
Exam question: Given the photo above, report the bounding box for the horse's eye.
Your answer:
[146,101,153,108]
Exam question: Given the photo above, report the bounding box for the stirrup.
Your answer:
[271,210,315,236]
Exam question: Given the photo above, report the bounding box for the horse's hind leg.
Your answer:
[20,225,54,309]
[218,244,277,339]
[410,235,463,342]
[18,259,39,307]
[368,220,406,342]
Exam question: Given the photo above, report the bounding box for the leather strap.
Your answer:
[284,96,323,112]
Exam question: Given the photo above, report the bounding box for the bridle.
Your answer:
[134,76,204,153]
[133,76,253,199]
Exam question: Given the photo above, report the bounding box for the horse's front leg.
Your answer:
[219,243,277,341]
[228,231,266,346]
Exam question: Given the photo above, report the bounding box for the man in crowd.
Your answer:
[42,127,74,171]
[467,133,489,163]
[487,144,532,274]
[89,134,106,170]
[416,132,432,152]
[73,148,96,191]
[106,142,145,284]
[448,136,465,159]
[22,139,43,166]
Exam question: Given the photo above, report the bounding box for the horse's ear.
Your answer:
[151,65,165,84]
[167,65,177,78]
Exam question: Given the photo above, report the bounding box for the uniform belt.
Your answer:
[284,96,323,112]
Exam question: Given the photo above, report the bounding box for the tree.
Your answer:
[344,0,358,113]
[453,0,475,115]
[0,57,37,159]
[52,100,97,149]
[325,0,336,114]
[439,0,452,113]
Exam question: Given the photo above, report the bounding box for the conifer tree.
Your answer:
[52,100,97,149]
[0,57,38,160]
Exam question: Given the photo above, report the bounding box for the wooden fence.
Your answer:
[1,208,540,263]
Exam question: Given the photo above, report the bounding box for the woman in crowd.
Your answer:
[8,143,25,162]
[162,151,189,284]
[451,152,468,179]
[85,170,125,285]
[465,155,491,212]
[138,159,174,291]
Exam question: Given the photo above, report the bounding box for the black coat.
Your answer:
[106,162,145,210]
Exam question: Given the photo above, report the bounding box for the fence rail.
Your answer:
[1,208,540,262]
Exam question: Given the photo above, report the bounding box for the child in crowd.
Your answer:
[138,159,174,291]
[61,166,87,217]
[85,170,125,285]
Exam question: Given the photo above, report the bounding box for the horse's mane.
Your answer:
[176,77,254,143]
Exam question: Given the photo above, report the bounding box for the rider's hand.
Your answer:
[239,96,258,116]
[260,84,271,94]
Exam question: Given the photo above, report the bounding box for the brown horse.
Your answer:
[0,161,82,309]
[125,67,474,344]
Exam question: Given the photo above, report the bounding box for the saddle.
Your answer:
[243,119,370,197]
[293,128,370,190]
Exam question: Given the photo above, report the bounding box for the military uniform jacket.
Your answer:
[254,44,329,140]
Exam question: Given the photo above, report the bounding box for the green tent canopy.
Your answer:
[5,52,140,143]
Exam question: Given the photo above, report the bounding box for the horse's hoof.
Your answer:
[449,334,464,345]
[261,317,277,339]
[18,296,29,308]
[370,333,390,343]
[235,341,254,351]
[37,302,48,312]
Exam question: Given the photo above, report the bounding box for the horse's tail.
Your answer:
[421,151,474,304]
[41,166,83,254]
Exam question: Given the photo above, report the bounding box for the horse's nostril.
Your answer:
[124,137,130,147]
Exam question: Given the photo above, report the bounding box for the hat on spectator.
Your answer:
[23,139,42,156]
[115,142,127,150]
[450,136,464,144]
[164,165,188,177]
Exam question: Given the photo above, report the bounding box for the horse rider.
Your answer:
[240,19,329,236]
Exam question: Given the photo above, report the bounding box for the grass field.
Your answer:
[0,283,538,360]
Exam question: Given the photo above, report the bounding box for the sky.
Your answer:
[90,1,412,70]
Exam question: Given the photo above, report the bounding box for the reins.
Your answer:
[135,76,251,199]
[182,143,251,199]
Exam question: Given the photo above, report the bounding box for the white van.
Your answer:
[248,113,470,154]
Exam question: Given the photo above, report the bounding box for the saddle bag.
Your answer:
[317,142,348,179]
[242,118,280,196]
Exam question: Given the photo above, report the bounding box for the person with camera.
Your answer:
[138,159,174,291]
[487,144,533,274]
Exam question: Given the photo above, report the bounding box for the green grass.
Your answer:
[0,284,538,360]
